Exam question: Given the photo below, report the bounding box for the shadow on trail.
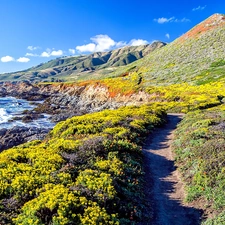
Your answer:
[141,114,203,225]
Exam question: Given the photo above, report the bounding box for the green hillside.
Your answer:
[0,42,165,82]
[37,13,224,85]
[105,13,225,86]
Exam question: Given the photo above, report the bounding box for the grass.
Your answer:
[173,108,225,223]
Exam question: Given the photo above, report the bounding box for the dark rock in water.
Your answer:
[0,126,50,152]
[21,115,33,123]
[21,113,44,123]
[10,116,22,121]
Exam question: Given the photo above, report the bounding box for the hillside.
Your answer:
[106,13,225,86]
[1,14,225,85]
[0,42,165,82]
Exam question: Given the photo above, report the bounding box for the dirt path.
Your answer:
[141,114,202,225]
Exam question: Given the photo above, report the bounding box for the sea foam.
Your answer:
[0,108,12,123]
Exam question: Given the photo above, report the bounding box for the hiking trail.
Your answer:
[141,113,202,225]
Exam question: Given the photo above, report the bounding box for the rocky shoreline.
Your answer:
[0,126,50,151]
[0,81,150,151]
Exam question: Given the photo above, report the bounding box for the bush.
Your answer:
[0,104,166,224]
[173,109,225,222]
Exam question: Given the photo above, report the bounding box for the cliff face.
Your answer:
[38,83,150,122]
[0,81,150,122]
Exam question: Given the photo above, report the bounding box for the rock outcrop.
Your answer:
[0,81,151,122]
[0,81,151,150]
[0,126,50,152]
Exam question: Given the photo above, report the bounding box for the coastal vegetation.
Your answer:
[0,13,225,224]
[2,77,225,223]
[0,105,166,224]
[173,107,225,224]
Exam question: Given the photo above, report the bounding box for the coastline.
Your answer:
[0,80,149,151]
[0,96,54,152]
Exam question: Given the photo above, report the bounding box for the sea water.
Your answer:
[0,97,55,129]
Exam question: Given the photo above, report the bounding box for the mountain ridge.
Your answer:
[177,13,225,43]
[0,41,166,82]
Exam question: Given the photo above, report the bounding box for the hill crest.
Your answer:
[178,13,225,44]
[115,13,225,86]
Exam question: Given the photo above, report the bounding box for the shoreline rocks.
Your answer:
[0,81,151,150]
[0,126,50,152]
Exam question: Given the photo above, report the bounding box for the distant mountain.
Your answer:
[112,13,225,86]
[0,42,166,82]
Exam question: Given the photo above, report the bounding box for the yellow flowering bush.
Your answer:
[0,104,166,224]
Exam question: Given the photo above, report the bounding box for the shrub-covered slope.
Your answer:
[173,107,225,224]
[0,104,166,224]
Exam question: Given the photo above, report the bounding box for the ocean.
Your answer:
[0,97,55,129]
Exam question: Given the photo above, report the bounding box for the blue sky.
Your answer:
[0,0,224,73]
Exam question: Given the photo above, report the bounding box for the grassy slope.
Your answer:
[173,106,225,224]
[104,14,225,86]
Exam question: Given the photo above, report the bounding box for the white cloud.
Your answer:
[129,39,148,46]
[154,17,174,24]
[76,43,96,53]
[76,35,152,53]
[92,35,116,52]
[154,16,190,23]
[51,50,63,56]
[115,41,127,48]
[69,48,76,54]
[25,53,38,57]
[1,56,14,62]
[17,57,30,63]
[41,51,51,57]
[40,49,63,57]
[166,33,170,39]
[192,5,206,11]
[76,35,117,53]
[27,46,39,51]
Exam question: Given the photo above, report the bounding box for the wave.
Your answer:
[0,97,55,129]
[0,108,12,123]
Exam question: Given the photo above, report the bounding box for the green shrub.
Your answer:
[173,109,225,221]
[210,59,225,68]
